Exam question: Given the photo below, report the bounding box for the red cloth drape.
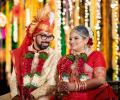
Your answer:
[11,33,33,100]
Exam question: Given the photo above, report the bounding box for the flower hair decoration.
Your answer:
[86,27,94,47]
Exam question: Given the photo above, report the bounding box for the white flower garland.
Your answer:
[23,52,44,88]
[23,47,59,88]
[87,27,94,39]
[0,12,7,27]
[31,73,40,88]
[23,74,31,88]
[54,0,61,53]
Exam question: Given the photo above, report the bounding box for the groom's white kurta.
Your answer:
[10,47,61,100]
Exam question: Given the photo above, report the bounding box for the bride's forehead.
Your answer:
[70,32,82,37]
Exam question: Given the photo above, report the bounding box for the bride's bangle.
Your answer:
[81,81,87,91]
[78,81,87,91]
[75,81,78,91]
[83,81,87,90]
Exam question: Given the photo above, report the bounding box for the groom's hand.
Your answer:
[30,94,36,100]
[12,95,20,100]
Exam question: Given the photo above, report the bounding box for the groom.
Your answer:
[10,4,61,100]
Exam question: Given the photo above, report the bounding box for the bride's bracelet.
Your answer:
[83,81,87,90]
[75,81,78,91]
[75,81,87,91]
[82,81,87,91]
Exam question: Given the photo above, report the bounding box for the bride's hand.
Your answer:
[57,81,69,94]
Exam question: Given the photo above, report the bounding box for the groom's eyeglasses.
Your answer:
[36,32,54,41]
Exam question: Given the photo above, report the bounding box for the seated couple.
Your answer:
[10,4,118,100]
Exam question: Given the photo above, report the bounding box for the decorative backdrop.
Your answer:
[0,0,120,81]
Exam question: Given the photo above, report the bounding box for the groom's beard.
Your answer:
[36,40,50,50]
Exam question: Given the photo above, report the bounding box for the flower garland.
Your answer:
[58,53,88,78]
[77,53,88,74]
[23,51,48,89]
[0,12,7,27]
